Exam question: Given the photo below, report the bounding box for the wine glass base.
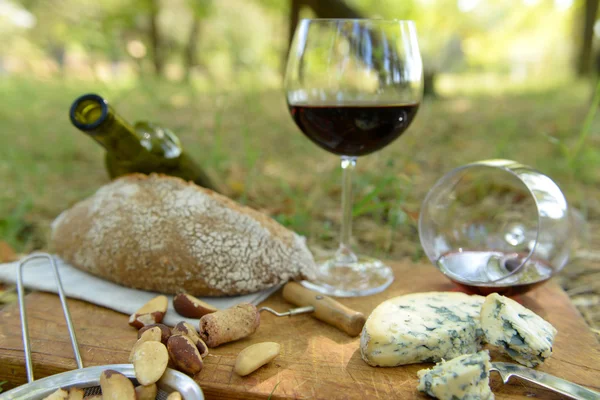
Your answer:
[301,256,394,297]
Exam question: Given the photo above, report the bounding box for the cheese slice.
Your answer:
[360,292,485,367]
[480,293,556,367]
[417,350,495,400]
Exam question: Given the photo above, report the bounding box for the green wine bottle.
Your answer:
[69,93,219,192]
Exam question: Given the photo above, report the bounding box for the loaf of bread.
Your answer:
[50,174,316,296]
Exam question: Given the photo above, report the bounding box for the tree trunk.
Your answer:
[149,0,163,77]
[284,0,302,75]
[288,0,301,48]
[184,15,201,82]
[302,0,362,18]
[286,0,363,50]
[576,0,599,76]
[50,44,65,77]
[424,70,437,98]
[286,0,408,88]
[285,0,363,70]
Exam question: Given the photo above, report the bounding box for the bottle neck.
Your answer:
[69,94,145,160]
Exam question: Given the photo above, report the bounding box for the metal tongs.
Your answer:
[0,253,204,400]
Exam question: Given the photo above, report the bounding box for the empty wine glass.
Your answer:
[285,19,423,296]
[419,159,573,295]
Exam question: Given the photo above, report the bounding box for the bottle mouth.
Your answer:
[69,93,108,131]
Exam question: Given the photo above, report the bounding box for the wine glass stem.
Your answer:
[336,156,358,264]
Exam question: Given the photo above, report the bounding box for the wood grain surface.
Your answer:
[0,260,599,399]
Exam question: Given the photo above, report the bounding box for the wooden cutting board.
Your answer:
[0,260,599,399]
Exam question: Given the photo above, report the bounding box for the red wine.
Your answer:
[437,250,554,296]
[288,104,419,156]
[452,278,549,297]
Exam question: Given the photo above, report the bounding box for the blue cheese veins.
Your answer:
[480,293,557,368]
[360,292,485,367]
[417,350,494,400]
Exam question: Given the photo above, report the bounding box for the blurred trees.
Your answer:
[0,0,588,87]
[287,0,579,95]
[5,0,216,79]
[287,0,460,96]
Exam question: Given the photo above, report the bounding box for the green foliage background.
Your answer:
[0,0,598,259]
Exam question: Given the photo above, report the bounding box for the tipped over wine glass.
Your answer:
[284,19,424,297]
[418,160,574,296]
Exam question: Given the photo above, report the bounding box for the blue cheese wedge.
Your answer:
[360,292,485,367]
[417,350,494,400]
[480,293,556,367]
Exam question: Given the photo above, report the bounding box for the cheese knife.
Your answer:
[491,362,600,400]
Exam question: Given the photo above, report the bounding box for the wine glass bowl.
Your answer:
[285,19,423,297]
[418,160,573,296]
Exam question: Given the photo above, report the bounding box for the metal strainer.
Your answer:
[0,253,204,400]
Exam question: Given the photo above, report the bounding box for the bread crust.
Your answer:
[50,174,316,296]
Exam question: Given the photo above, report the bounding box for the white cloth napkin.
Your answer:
[0,256,281,326]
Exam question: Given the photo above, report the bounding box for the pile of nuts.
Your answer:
[132,293,281,377]
[128,295,208,378]
[41,292,280,399]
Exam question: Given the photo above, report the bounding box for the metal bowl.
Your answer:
[0,364,204,400]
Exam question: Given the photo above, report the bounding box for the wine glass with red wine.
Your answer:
[284,19,423,297]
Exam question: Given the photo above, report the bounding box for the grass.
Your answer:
[0,75,598,262]
[268,381,281,400]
